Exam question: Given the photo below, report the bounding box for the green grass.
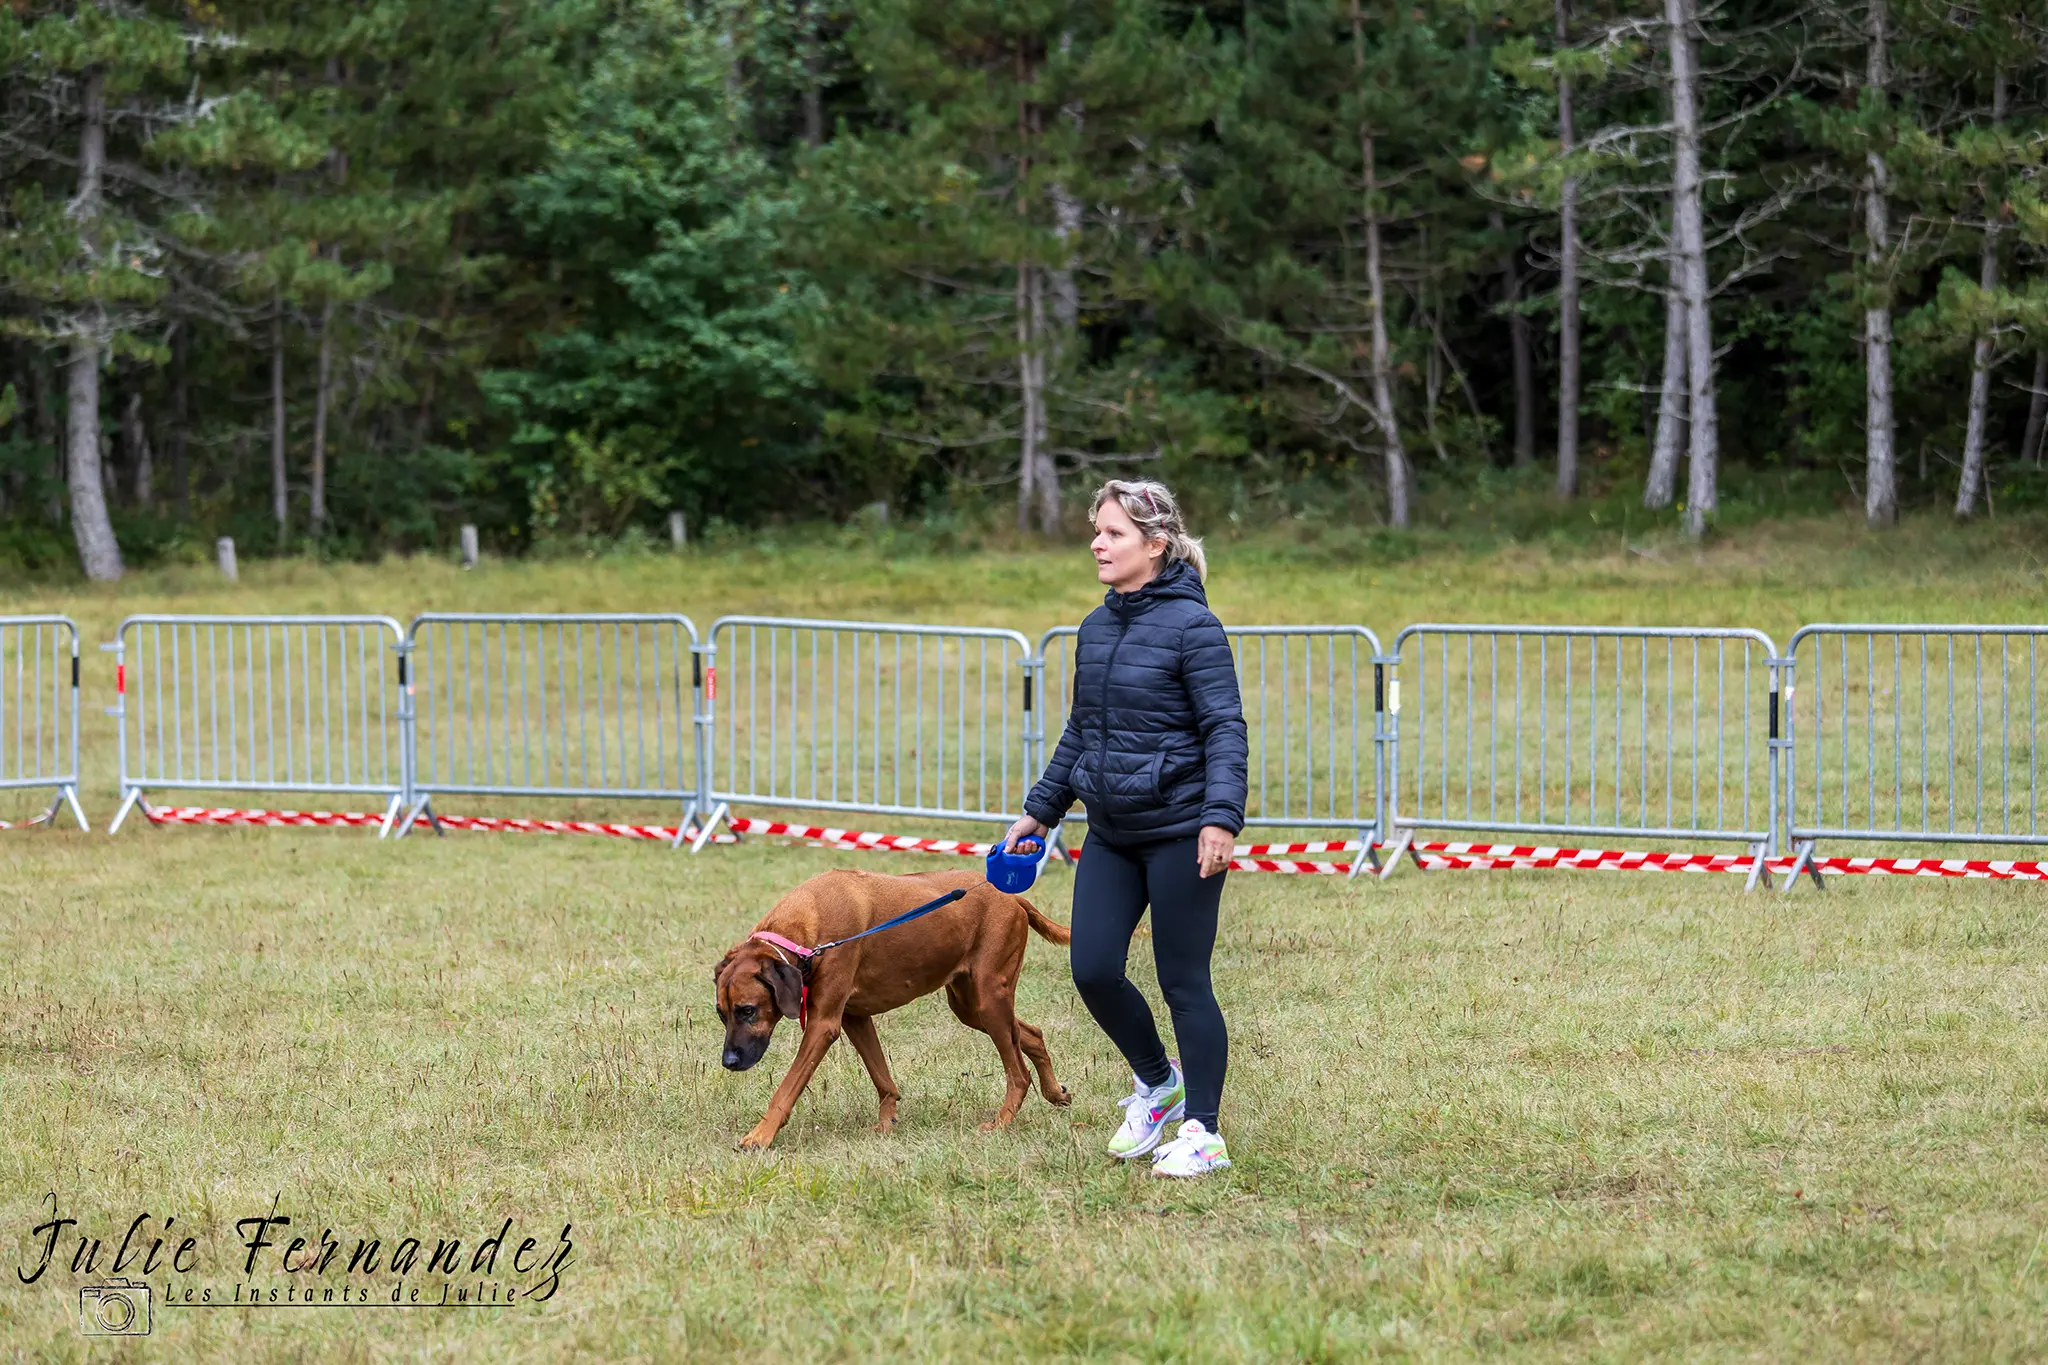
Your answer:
[3,512,2048,1360]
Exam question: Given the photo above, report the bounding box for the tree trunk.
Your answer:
[1048,35,1082,336]
[170,322,190,516]
[124,387,152,507]
[65,65,122,582]
[311,297,334,536]
[272,297,289,549]
[1016,264,1043,533]
[1665,0,1716,537]
[1862,0,1896,526]
[2023,351,2048,467]
[1954,244,1999,518]
[1955,69,2006,519]
[1645,284,1688,507]
[67,332,121,581]
[1362,132,1410,528]
[1350,0,1410,525]
[1490,212,1535,467]
[1030,267,1058,532]
[1554,0,1581,498]
[1050,185,1081,334]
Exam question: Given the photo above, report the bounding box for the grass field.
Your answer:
[5,512,2048,1361]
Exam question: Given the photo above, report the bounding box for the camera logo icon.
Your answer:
[78,1279,152,1336]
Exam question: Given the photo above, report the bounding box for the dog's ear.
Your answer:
[759,959,805,1021]
[712,948,738,985]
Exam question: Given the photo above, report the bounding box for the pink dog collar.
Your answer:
[750,930,814,961]
[750,931,814,1031]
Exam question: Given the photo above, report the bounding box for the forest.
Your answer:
[1,0,2043,579]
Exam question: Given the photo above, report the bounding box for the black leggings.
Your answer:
[1068,833,1228,1131]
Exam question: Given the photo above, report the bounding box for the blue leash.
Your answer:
[811,887,967,956]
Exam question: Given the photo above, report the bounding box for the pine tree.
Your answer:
[481,0,818,537]
[1196,0,1494,528]
[799,0,1215,531]
[0,2,290,577]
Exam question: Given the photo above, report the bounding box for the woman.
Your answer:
[1003,479,1248,1179]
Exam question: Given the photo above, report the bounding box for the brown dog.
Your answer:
[713,867,1073,1150]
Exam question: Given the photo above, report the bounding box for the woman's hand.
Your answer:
[1002,815,1049,854]
[1196,826,1234,878]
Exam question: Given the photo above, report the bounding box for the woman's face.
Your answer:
[1091,498,1166,593]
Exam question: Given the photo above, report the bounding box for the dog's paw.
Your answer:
[736,1126,778,1152]
[1051,1085,1073,1107]
[873,1117,897,1135]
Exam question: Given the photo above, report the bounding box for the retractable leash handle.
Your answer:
[986,837,1045,894]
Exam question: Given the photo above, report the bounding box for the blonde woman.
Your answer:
[1003,479,1248,1178]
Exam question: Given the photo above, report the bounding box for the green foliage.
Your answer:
[482,0,821,530]
[788,0,1231,507]
[2,0,2046,575]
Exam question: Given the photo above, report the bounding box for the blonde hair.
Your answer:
[1089,479,1207,581]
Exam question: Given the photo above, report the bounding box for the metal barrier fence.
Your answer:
[107,615,411,834]
[399,614,706,843]
[698,617,1035,850]
[91,609,2048,891]
[1781,625,2048,886]
[1036,625,1391,868]
[1385,625,1785,888]
[0,616,86,829]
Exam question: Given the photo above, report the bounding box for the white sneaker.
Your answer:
[1107,1063,1185,1159]
[1150,1120,1231,1178]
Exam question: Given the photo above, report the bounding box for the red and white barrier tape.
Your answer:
[727,816,991,854]
[151,807,385,830]
[139,807,2048,880]
[1414,843,1763,875]
[0,813,52,831]
[1783,854,2048,880]
[1410,841,2048,880]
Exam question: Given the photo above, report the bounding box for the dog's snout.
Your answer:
[722,1048,746,1070]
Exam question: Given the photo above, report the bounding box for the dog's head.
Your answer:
[711,941,806,1071]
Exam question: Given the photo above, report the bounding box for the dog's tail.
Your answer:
[1019,896,1072,945]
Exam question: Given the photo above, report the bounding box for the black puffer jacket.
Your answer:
[1026,559,1249,843]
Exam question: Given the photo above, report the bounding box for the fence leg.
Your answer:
[376,793,403,840]
[1742,841,1768,894]
[107,788,145,835]
[1377,828,1413,881]
[1777,839,1824,894]
[689,800,732,854]
[54,784,89,833]
[395,795,442,839]
[1347,825,1378,882]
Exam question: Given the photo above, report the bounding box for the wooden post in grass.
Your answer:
[216,536,237,582]
[669,511,687,549]
[460,524,479,568]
